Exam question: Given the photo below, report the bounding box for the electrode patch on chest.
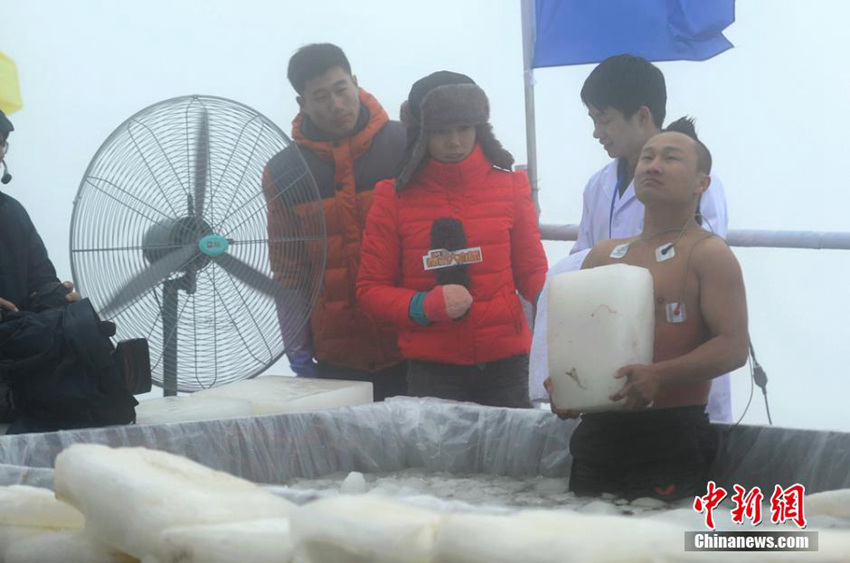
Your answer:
[665,302,687,323]
[610,243,630,259]
[656,244,676,262]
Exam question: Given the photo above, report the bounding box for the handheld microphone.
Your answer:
[1,161,11,185]
[430,217,471,288]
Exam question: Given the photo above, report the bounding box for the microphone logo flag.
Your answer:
[423,247,483,271]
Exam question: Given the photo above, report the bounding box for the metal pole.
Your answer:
[521,0,540,216]
[538,223,850,250]
[161,279,179,397]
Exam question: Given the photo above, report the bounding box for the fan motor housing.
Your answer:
[142,217,214,272]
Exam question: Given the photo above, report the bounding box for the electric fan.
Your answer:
[70,95,325,396]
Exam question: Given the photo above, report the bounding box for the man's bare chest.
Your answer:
[602,240,701,326]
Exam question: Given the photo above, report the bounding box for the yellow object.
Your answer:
[0,52,23,115]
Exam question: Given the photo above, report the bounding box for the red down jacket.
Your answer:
[357,144,548,365]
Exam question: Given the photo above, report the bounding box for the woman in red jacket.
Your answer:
[357,71,548,407]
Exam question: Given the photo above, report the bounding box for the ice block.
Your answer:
[191,376,373,416]
[291,494,444,563]
[149,519,293,563]
[547,264,655,413]
[0,485,84,529]
[54,444,295,560]
[0,526,47,561]
[5,530,135,563]
[803,488,850,519]
[433,509,683,563]
[136,376,373,426]
[135,396,254,425]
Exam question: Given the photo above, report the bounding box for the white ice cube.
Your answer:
[291,494,444,563]
[340,472,367,494]
[54,444,295,560]
[5,530,134,563]
[0,526,47,561]
[148,518,293,563]
[806,488,850,520]
[0,485,84,529]
[135,396,254,425]
[193,376,373,415]
[547,264,655,413]
[433,509,687,563]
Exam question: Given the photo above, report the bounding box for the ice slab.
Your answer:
[433,509,693,563]
[0,526,47,561]
[547,264,654,413]
[193,376,373,415]
[147,519,292,563]
[54,444,295,560]
[806,488,850,519]
[136,377,373,426]
[5,530,136,563]
[135,396,254,425]
[0,485,84,529]
[340,471,367,494]
[291,494,444,563]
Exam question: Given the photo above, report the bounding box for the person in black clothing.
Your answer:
[0,110,79,313]
[0,109,81,425]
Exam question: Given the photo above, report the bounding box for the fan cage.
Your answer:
[70,95,325,392]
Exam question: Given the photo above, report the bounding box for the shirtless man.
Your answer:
[545,127,749,501]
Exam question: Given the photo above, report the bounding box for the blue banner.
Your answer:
[532,0,735,68]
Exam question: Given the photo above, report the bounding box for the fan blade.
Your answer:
[101,245,198,316]
[193,110,210,217]
[215,253,288,302]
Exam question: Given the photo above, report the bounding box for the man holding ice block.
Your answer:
[545,124,749,501]
[570,55,732,423]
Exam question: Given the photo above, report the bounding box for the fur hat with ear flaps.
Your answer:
[395,71,514,191]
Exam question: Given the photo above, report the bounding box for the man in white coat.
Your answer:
[530,55,732,422]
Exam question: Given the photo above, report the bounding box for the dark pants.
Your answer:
[569,406,718,501]
[315,361,408,402]
[406,354,531,408]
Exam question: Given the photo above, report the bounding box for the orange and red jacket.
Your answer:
[264,89,405,372]
[357,145,548,365]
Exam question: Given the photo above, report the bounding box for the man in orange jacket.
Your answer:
[263,44,407,400]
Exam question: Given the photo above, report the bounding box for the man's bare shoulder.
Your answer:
[583,237,636,269]
[691,234,742,279]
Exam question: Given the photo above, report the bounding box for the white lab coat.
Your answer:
[531,159,733,422]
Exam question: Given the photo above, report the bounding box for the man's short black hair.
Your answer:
[581,54,666,129]
[664,116,712,174]
[287,43,352,95]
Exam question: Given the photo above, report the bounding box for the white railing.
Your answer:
[539,224,850,250]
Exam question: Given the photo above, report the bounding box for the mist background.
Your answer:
[2,0,846,431]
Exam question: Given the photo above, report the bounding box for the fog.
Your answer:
[2,0,847,430]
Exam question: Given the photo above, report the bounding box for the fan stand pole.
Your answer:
[161,278,180,397]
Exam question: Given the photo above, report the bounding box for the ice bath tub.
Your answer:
[0,397,847,497]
